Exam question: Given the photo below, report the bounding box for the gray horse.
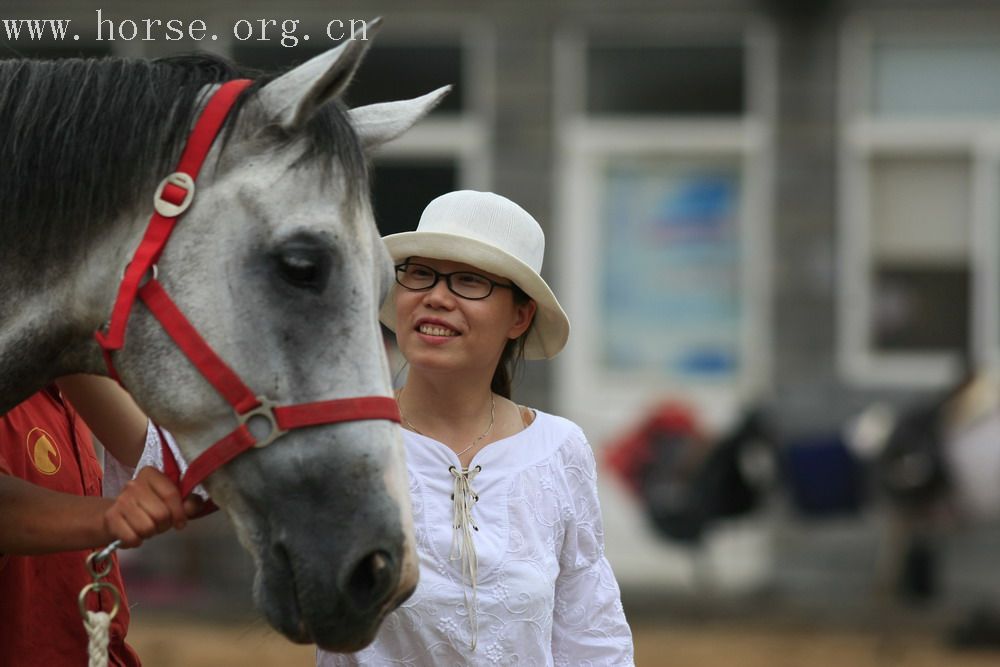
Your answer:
[0,23,445,651]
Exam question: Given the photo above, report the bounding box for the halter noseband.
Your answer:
[94,80,400,498]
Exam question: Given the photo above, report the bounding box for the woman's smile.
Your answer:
[416,318,460,339]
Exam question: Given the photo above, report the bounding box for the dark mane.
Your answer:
[0,53,366,274]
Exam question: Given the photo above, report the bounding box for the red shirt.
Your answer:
[0,388,141,666]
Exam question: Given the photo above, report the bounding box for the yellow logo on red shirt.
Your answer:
[26,427,61,475]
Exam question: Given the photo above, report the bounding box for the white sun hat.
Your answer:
[379,190,570,360]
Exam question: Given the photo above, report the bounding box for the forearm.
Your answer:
[55,374,148,467]
[0,474,112,554]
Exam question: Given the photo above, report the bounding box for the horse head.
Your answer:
[0,20,444,652]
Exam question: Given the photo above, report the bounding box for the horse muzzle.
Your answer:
[259,528,416,651]
[222,427,418,652]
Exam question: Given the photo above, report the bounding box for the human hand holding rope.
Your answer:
[104,466,204,548]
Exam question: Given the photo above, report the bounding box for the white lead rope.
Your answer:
[449,464,481,650]
[80,541,122,667]
[84,612,112,667]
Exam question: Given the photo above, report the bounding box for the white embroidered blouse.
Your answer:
[318,410,635,667]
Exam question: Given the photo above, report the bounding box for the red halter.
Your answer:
[94,80,400,498]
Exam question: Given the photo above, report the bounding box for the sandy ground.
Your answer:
[125,614,1000,667]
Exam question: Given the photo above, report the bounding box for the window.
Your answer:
[869,155,970,354]
[555,23,775,430]
[587,44,745,116]
[356,30,493,228]
[839,21,1000,385]
[342,44,464,114]
[370,161,458,236]
[871,42,1000,117]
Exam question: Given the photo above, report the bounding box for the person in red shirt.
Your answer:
[0,375,202,666]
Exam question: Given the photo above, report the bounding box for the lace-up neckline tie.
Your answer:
[449,463,481,650]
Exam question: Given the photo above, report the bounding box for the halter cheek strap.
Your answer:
[94,80,249,366]
[95,80,400,499]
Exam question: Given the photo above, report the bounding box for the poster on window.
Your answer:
[600,158,742,379]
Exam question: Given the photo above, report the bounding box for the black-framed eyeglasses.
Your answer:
[394,262,514,300]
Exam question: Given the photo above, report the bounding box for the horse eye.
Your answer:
[273,243,330,292]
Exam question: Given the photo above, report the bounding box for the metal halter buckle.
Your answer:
[239,396,288,449]
[153,171,196,217]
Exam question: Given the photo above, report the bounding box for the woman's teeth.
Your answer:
[419,324,457,337]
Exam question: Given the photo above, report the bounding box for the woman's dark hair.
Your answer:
[491,286,532,399]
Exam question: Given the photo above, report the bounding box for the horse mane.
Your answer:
[0,53,366,273]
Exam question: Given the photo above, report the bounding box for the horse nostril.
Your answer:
[345,550,395,611]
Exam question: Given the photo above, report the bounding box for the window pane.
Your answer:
[600,158,742,377]
[870,156,970,263]
[872,265,969,353]
[872,42,1000,117]
[587,43,744,115]
[868,156,970,354]
[343,44,463,114]
[370,161,457,236]
[233,42,463,114]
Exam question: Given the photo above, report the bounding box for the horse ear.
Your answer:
[258,17,382,130]
[349,86,451,151]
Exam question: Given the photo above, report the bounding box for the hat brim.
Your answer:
[380,231,569,360]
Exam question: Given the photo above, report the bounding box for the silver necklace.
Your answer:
[397,386,496,460]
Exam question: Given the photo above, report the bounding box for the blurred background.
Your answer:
[7,0,1000,664]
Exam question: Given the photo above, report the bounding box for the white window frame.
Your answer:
[838,13,1000,388]
[553,20,776,442]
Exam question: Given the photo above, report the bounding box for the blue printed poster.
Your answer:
[600,158,742,378]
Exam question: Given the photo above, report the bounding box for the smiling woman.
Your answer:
[318,190,634,666]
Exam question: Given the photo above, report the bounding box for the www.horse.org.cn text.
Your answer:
[2,12,371,48]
